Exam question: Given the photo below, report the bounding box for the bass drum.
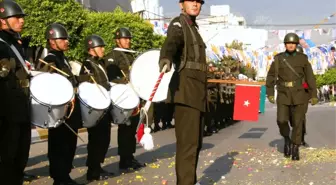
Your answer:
[69,61,82,76]
[129,49,175,102]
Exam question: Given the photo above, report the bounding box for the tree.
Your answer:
[69,7,167,60]
[17,0,87,51]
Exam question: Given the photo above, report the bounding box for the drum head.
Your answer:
[78,82,110,110]
[130,49,175,102]
[110,84,139,109]
[30,73,74,106]
[69,61,82,76]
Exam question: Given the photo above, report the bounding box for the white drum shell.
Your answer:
[130,49,175,102]
[31,98,67,129]
[78,82,111,128]
[109,84,139,124]
[30,73,74,129]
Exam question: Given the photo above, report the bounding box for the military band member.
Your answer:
[39,23,83,185]
[158,0,206,184]
[105,28,145,171]
[79,35,114,181]
[0,1,32,184]
[266,33,318,161]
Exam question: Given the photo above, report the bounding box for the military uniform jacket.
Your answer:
[39,50,79,87]
[160,14,207,112]
[104,49,134,83]
[266,52,317,105]
[0,31,30,123]
[78,56,110,90]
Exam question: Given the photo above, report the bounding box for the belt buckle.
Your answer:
[285,82,293,87]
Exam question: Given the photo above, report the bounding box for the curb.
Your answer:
[31,128,88,143]
[31,125,120,143]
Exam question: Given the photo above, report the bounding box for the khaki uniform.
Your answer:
[266,52,317,145]
[159,14,207,185]
[78,56,111,176]
[0,30,31,185]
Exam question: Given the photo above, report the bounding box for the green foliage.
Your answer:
[67,7,166,60]
[315,68,336,87]
[17,0,87,55]
[15,1,165,60]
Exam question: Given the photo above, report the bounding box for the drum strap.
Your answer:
[47,53,72,70]
[119,51,131,67]
[87,60,109,83]
[0,37,30,75]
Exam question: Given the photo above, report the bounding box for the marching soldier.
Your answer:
[295,45,310,146]
[39,23,83,185]
[0,1,32,184]
[204,62,218,136]
[158,0,207,184]
[105,27,146,171]
[266,33,318,161]
[79,35,114,181]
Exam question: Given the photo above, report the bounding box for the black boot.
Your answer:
[284,137,291,158]
[292,144,300,161]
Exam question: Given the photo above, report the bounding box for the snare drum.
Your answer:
[78,82,111,128]
[110,83,140,124]
[30,72,74,129]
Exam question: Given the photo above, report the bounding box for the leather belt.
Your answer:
[279,80,301,87]
[184,62,207,72]
[17,79,30,88]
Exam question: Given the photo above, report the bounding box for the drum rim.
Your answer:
[109,84,140,110]
[129,49,162,101]
[30,72,75,106]
[77,93,111,111]
[78,82,111,110]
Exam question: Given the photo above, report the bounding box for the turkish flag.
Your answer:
[233,85,261,122]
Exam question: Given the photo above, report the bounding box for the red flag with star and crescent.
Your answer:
[233,85,261,122]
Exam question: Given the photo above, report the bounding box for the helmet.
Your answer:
[0,1,26,19]
[296,45,304,53]
[85,34,106,50]
[114,27,132,39]
[45,23,69,40]
[179,0,204,4]
[284,33,300,44]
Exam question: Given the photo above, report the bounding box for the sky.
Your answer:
[160,0,336,29]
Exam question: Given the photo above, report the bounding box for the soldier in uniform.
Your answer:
[38,23,84,185]
[105,28,146,171]
[0,1,32,184]
[266,33,318,161]
[79,35,114,181]
[158,0,206,184]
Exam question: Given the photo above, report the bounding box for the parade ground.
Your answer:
[24,103,336,185]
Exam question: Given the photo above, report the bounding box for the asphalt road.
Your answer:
[24,103,336,185]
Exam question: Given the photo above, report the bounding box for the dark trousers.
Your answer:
[86,113,111,175]
[162,103,174,123]
[277,104,306,144]
[205,101,216,129]
[174,104,204,185]
[48,97,82,181]
[0,120,31,185]
[117,114,139,157]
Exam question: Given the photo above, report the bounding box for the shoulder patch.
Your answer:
[173,22,181,27]
[107,58,114,63]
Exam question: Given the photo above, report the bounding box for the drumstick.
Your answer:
[83,66,108,99]
[63,122,85,143]
[137,65,168,129]
[38,59,70,77]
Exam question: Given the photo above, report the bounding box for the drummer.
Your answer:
[78,34,114,181]
[38,23,83,185]
[105,27,146,171]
